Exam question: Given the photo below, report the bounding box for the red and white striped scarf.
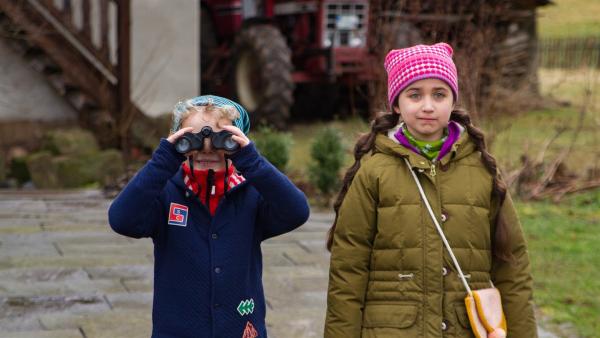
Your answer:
[182,161,245,215]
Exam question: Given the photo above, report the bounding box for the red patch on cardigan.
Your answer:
[167,203,188,226]
[242,321,258,338]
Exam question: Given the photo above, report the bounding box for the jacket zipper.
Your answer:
[206,169,215,212]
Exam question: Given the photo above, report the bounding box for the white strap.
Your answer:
[403,158,473,296]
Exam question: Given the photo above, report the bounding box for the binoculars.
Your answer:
[174,126,240,153]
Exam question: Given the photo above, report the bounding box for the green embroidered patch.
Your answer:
[237,299,255,316]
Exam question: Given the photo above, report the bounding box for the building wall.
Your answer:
[0,38,77,122]
[131,0,199,117]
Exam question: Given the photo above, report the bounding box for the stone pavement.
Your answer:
[0,190,560,338]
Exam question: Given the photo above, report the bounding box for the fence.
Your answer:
[538,36,600,68]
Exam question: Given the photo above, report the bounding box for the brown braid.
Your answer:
[326,113,400,250]
[326,109,513,263]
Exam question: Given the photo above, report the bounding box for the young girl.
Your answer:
[108,95,309,338]
[324,44,537,337]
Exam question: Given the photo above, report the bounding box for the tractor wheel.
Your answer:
[200,8,218,94]
[231,25,294,129]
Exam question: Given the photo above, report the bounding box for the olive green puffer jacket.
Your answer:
[325,127,537,338]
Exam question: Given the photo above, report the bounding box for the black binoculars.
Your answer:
[174,126,240,153]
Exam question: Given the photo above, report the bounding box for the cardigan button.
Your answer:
[212,233,218,239]
[214,267,221,274]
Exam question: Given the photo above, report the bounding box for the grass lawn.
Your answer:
[519,190,600,338]
[538,0,600,39]
[538,68,600,105]
[483,107,600,174]
[485,67,599,173]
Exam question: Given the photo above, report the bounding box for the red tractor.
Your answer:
[200,0,375,128]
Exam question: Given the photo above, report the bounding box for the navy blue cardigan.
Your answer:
[108,139,310,338]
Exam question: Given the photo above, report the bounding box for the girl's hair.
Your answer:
[170,100,240,134]
[326,109,513,263]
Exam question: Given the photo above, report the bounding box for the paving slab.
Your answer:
[0,190,562,337]
[0,329,83,338]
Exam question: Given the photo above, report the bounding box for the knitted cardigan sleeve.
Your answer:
[228,142,309,240]
[108,139,185,238]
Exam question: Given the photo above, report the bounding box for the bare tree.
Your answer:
[369,0,541,121]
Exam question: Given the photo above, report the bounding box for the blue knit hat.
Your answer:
[171,95,250,135]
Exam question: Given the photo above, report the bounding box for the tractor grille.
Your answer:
[322,2,368,48]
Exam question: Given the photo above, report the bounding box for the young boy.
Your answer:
[108,95,310,338]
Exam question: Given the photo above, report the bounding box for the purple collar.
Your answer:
[393,121,462,160]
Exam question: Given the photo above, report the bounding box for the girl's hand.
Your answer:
[220,125,250,148]
[167,127,194,144]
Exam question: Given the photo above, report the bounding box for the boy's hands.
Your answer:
[167,127,194,144]
[166,125,249,157]
[220,125,250,149]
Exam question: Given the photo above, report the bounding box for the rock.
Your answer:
[95,149,126,187]
[53,155,98,188]
[27,149,125,189]
[25,128,126,188]
[51,150,125,188]
[26,151,59,189]
[42,129,99,156]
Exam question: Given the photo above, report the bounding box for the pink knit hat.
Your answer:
[384,42,458,107]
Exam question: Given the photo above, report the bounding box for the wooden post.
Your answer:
[63,0,72,23]
[82,0,91,40]
[117,0,132,147]
[100,0,110,61]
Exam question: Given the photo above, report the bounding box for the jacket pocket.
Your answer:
[362,303,418,328]
[455,303,472,329]
[454,303,477,338]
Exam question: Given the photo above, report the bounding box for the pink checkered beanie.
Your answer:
[384,42,459,108]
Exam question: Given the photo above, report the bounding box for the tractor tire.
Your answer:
[231,25,294,130]
[200,8,218,94]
